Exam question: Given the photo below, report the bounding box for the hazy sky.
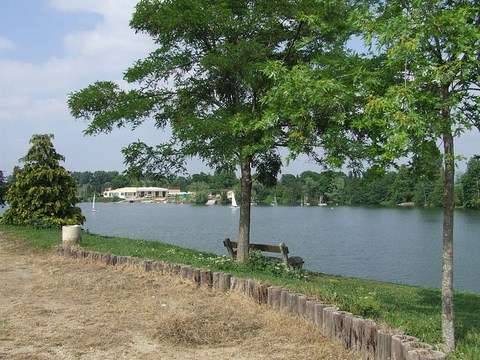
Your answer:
[1,0,479,177]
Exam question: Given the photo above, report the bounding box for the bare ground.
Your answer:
[0,232,361,359]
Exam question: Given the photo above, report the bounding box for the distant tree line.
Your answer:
[2,156,479,209]
[64,156,480,209]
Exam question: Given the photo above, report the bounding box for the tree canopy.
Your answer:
[356,0,480,353]
[1,134,84,227]
[261,0,479,352]
[68,0,354,262]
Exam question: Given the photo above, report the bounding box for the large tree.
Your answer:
[261,0,479,352]
[68,0,352,262]
[1,134,84,227]
[357,0,480,353]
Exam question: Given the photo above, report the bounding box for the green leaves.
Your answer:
[1,134,85,227]
[121,141,187,180]
[69,0,357,180]
[68,82,159,135]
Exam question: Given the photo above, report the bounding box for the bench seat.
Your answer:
[223,238,304,270]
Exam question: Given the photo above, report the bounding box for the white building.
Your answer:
[103,187,169,200]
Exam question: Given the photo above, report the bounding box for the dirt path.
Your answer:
[0,232,360,359]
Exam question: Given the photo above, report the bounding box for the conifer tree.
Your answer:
[1,134,84,227]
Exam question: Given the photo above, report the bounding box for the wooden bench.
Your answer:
[223,238,304,270]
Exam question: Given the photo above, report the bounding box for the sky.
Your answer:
[1,0,479,178]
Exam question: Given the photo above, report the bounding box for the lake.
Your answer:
[75,202,480,294]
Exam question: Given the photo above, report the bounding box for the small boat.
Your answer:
[92,193,99,212]
[231,192,238,208]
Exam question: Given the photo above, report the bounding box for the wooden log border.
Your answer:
[55,246,446,360]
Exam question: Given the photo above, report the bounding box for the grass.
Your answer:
[1,224,479,359]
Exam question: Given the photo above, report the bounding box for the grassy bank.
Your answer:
[1,224,478,359]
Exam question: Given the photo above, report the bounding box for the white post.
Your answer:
[62,225,82,246]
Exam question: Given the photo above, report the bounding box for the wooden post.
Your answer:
[200,269,213,288]
[267,287,282,308]
[351,315,367,353]
[153,261,165,273]
[376,328,403,360]
[280,290,290,311]
[171,264,181,276]
[344,314,359,350]
[102,253,111,264]
[230,277,246,293]
[314,302,328,330]
[255,282,269,304]
[163,262,172,275]
[110,255,118,266]
[305,300,316,324]
[391,335,418,360]
[212,272,221,290]
[60,247,68,257]
[144,260,153,271]
[116,256,128,265]
[218,273,231,292]
[407,349,447,360]
[287,293,298,314]
[297,295,307,317]
[363,319,378,357]
[322,306,339,338]
[402,342,433,360]
[332,311,351,341]
[137,259,146,269]
[192,268,201,285]
[245,279,256,298]
[180,265,191,279]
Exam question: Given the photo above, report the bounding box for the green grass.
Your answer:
[1,224,479,359]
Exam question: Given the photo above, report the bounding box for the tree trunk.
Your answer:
[442,126,455,353]
[237,159,252,263]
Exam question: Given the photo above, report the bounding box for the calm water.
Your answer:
[75,202,480,294]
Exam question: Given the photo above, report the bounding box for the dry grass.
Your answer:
[0,232,362,359]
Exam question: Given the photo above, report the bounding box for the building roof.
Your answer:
[105,187,169,193]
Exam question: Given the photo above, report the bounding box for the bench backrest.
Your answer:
[223,238,289,266]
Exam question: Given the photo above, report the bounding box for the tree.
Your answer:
[389,165,415,205]
[1,134,84,227]
[357,1,480,352]
[277,174,301,205]
[68,0,352,262]
[461,156,480,209]
[0,170,8,208]
[210,171,238,191]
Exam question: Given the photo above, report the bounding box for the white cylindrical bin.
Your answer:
[62,225,82,246]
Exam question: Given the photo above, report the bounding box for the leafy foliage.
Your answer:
[0,134,85,227]
[68,0,353,177]
[68,0,355,262]
[355,0,480,353]
[0,170,7,208]
[461,156,480,209]
[212,250,309,281]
